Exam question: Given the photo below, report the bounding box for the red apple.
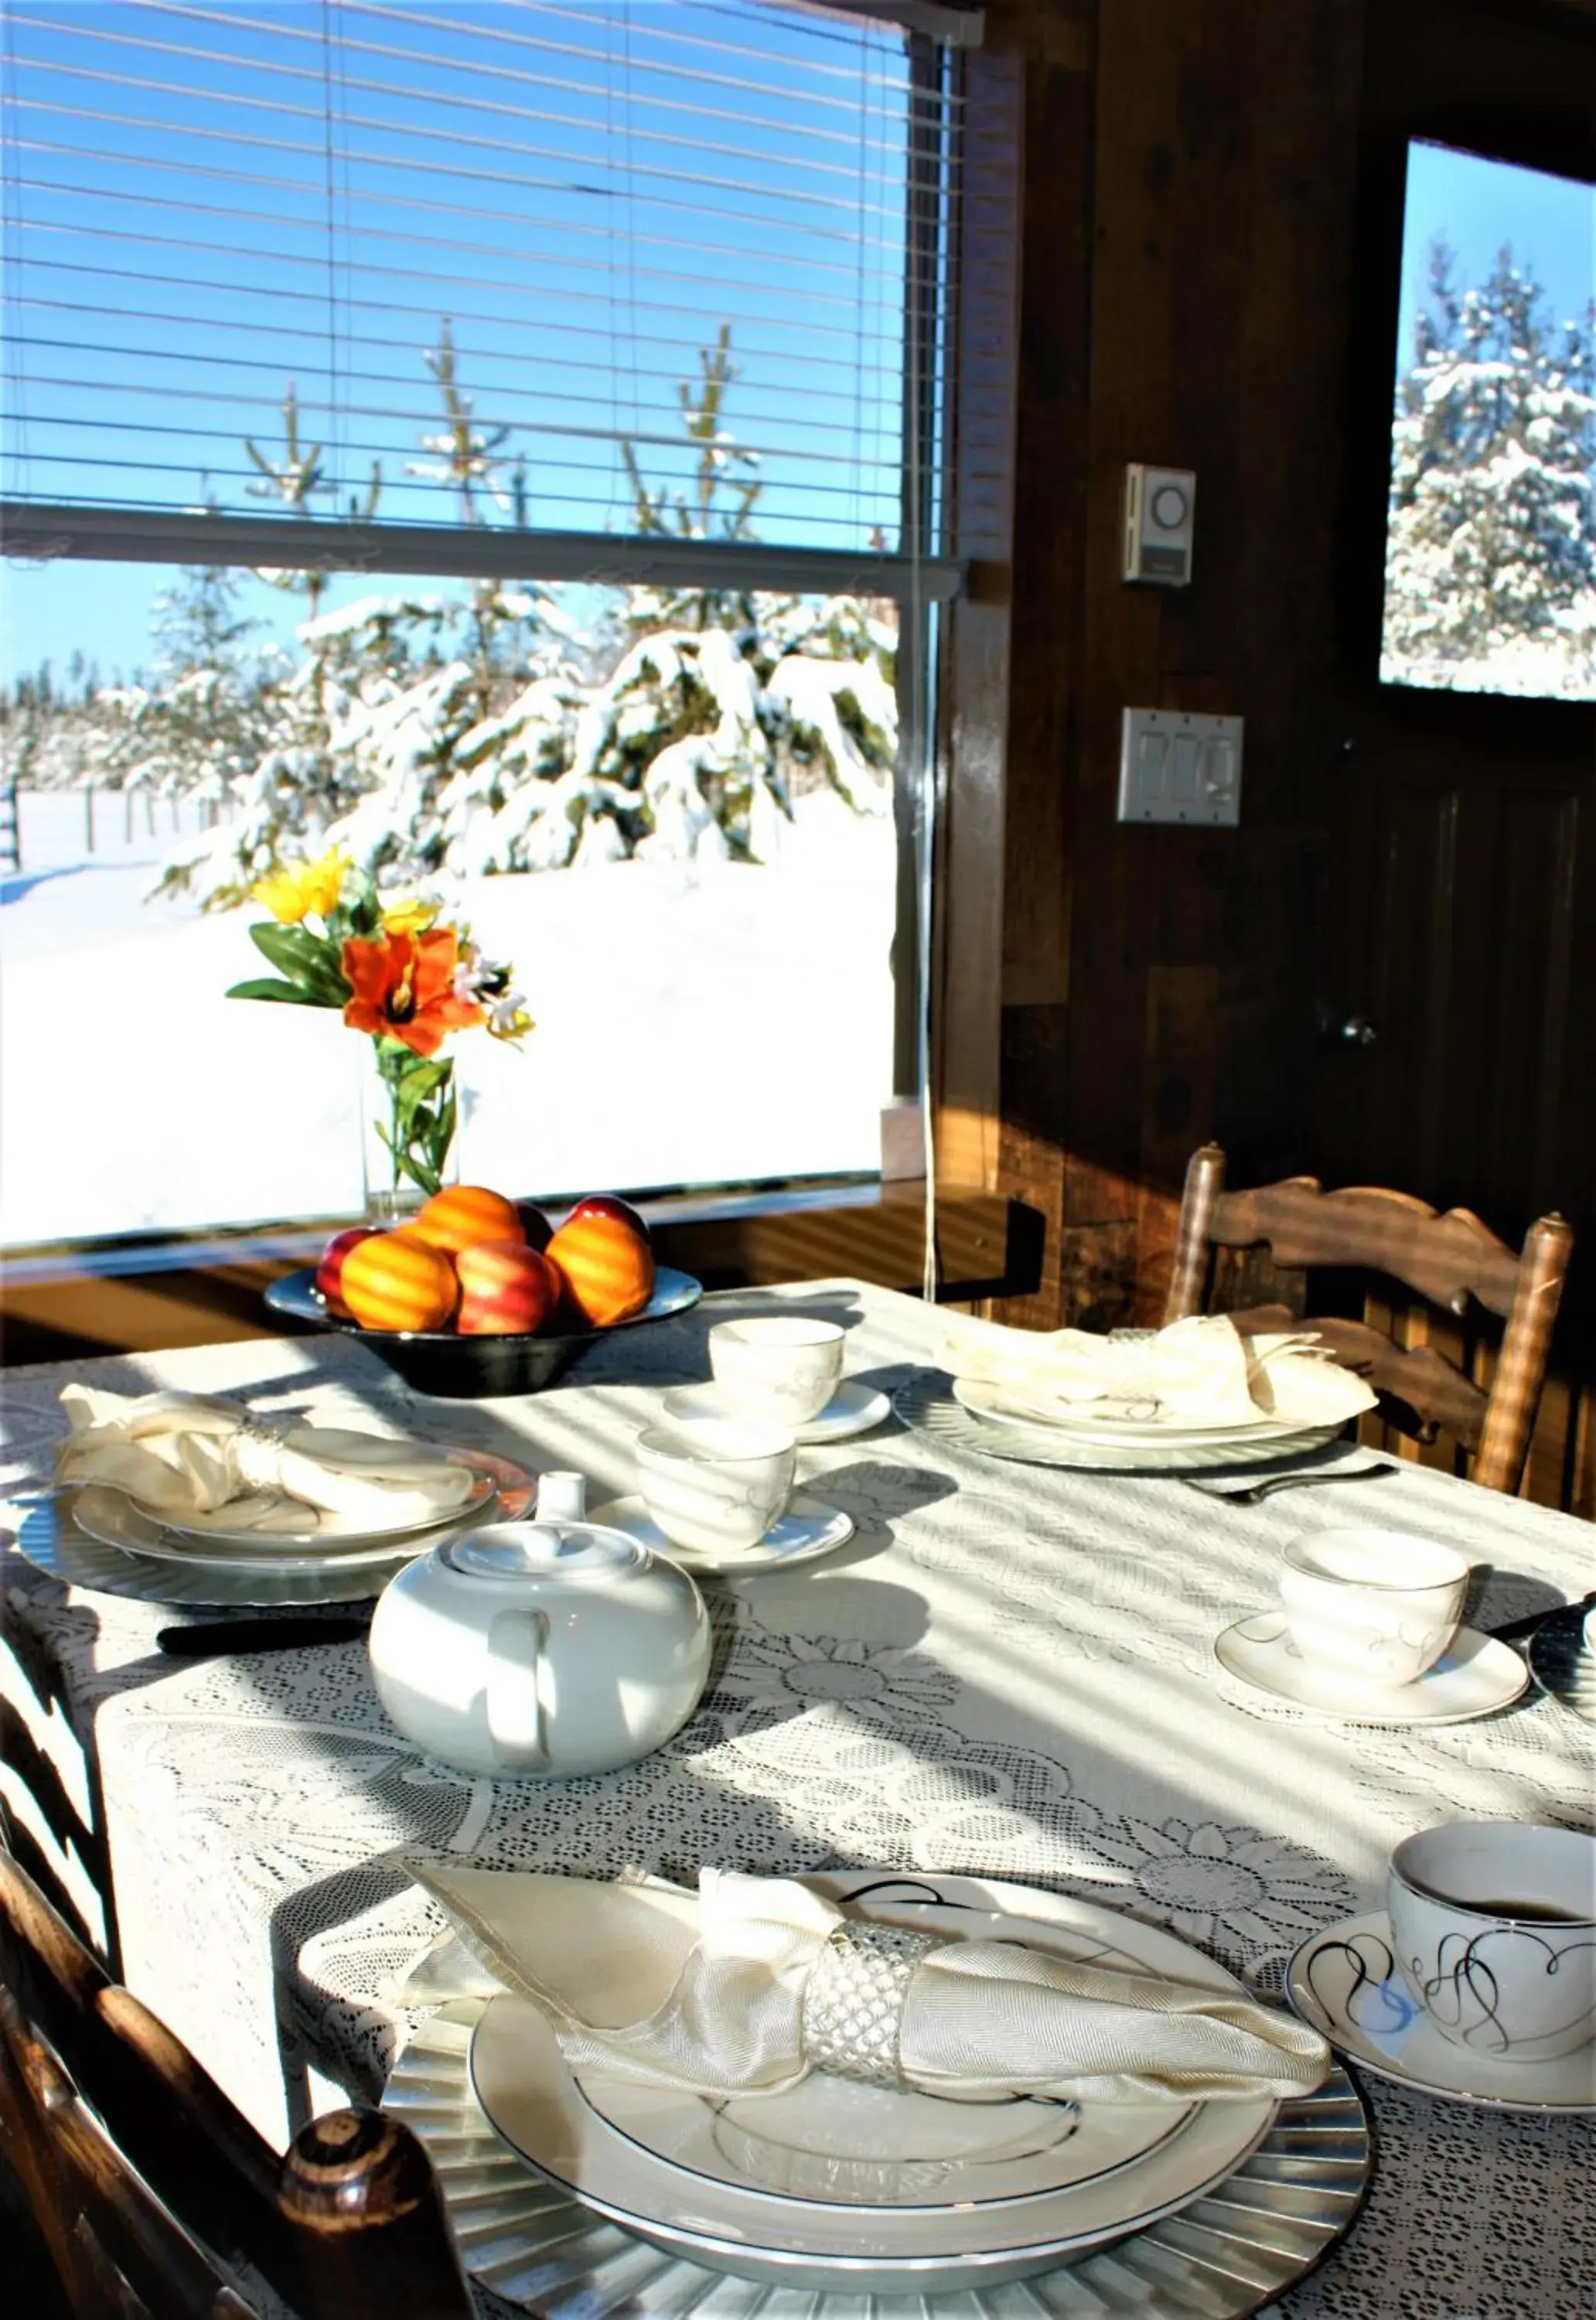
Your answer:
[513,1199,554,1253]
[455,1240,561,1336]
[315,1225,382,1319]
[567,1193,651,1247]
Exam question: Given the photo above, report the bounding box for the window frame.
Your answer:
[0,8,973,1254]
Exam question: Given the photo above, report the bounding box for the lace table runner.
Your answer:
[2,1281,1592,2320]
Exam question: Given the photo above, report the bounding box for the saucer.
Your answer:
[662,1380,892,1445]
[1529,1604,1596,1726]
[1286,1910,1596,2114]
[1214,1614,1529,1725]
[592,1493,854,1576]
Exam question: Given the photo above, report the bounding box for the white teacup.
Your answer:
[635,1417,797,1557]
[1388,1822,1596,2062]
[708,1316,846,1427]
[1278,1527,1471,1687]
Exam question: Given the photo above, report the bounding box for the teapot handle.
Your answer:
[486,1609,549,1773]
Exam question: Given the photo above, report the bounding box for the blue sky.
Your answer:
[2,1,914,679]
[1396,138,1596,375]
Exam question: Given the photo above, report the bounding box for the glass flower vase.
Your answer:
[360,1035,460,1223]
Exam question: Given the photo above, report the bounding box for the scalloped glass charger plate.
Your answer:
[1530,1604,1596,1725]
[900,1376,1344,1473]
[387,2011,1372,2314]
[14,1498,412,1607]
[466,1871,1282,2292]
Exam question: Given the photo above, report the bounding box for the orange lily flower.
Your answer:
[340,927,484,1056]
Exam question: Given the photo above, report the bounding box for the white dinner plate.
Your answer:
[1287,1911,1596,2115]
[75,1477,496,1573]
[72,1487,422,1573]
[662,1380,892,1445]
[590,1493,854,1577]
[70,1445,532,1571]
[15,1499,416,1608]
[469,1871,1279,2294]
[953,1376,1298,1448]
[143,1445,506,1547]
[1215,1614,1530,1725]
[388,2004,1371,2320]
[900,1377,1345,1474]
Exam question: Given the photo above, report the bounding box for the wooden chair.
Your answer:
[1163,1144,1573,1496]
[0,1824,475,2320]
[1,1597,118,1968]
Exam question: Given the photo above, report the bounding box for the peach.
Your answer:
[568,1192,651,1246]
[315,1224,381,1319]
[546,1212,656,1329]
[411,1184,525,1257]
[456,1240,561,1336]
[341,1230,459,1333]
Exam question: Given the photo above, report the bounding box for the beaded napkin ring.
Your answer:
[800,1920,946,2089]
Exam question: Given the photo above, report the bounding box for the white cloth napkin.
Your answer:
[404,1865,1330,2107]
[940,1312,1376,1430]
[54,1387,477,1534]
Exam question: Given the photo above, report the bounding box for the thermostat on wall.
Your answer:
[1124,463,1196,586]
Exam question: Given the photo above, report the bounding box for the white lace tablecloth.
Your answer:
[2,1280,1593,2320]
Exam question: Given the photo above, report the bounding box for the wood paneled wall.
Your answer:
[953,0,1369,1322]
[938,0,1596,1511]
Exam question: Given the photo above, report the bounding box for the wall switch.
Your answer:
[1117,708,1243,826]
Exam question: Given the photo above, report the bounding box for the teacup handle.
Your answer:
[486,1609,549,1772]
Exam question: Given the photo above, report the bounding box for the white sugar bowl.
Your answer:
[368,1474,711,1779]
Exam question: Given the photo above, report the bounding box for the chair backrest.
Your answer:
[0,1831,475,2320]
[1163,1143,1573,1494]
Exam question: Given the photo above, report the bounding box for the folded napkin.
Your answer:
[54,1387,477,1534]
[404,1865,1330,2107]
[940,1312,1376,1431]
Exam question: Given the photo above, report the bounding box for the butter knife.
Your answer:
[157,1615,370,1657]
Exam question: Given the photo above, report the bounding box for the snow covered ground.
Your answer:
[1,790,897,1246]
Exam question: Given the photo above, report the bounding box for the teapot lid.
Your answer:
[445,1521,640,1580]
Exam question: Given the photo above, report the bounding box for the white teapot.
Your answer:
[368,1473,711,1778]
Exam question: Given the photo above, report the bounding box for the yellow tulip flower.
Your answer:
[380,896,442,940]
[251,848,351,925]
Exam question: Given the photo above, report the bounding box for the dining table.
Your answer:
[2,1276,1592,2320]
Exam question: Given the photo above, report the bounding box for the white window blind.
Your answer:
[0,0,963,597]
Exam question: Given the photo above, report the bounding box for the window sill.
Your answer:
[0,1183,1041,1364]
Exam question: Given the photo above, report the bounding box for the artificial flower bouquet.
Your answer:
[230,848,531,1203]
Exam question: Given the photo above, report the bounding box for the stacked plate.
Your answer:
[19,1443,531,1609]
[900,1373,1348,1474]
[430,1870,1371,2310]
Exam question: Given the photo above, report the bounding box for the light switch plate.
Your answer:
[1117,708,1243,826]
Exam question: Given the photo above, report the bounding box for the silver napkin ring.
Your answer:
[801,1922,943,2089]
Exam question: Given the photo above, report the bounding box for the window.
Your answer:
[0,0,966,1245]
[1381,138,1595,701]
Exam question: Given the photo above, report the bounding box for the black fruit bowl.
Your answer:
[264,1265,703,1398]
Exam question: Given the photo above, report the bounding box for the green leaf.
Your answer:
[225,977,314,1005]
[249,921,349,1000]
[397,1059,452,1103]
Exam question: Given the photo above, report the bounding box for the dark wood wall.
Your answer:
[938,0,1596,1507]
[954,0,1369,1325]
